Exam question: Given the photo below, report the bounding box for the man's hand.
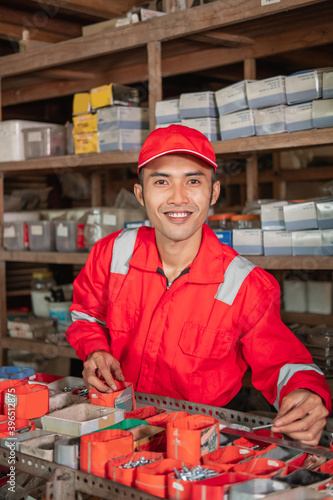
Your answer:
[271,389,329,446]
[83,350,125,393]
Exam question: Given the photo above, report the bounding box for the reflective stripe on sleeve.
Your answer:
[273,363,324,409]
[110,228,139,275]
[71,310,106,327]
[214,255,255,305]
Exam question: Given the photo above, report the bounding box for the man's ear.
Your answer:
[210,180,221,206]
[134,183,144,207]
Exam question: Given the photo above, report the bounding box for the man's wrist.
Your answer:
[85,349,108,362]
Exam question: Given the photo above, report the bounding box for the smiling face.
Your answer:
[134,154,220,248]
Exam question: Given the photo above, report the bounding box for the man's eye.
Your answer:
[155,180,167,185]
[188,179,199,184]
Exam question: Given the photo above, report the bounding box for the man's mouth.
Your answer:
[164,211,192,221]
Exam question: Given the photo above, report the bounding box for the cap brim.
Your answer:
[138,148,218,171]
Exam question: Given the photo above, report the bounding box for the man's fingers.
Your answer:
[108,358,125,382]
[273,418,326,446]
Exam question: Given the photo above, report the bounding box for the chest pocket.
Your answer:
[107,303,139,332]
[178,322,236,360]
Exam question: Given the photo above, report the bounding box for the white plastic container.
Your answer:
[0,120,54,162]
[27,221,55,251]
[54,220,86,252]
[23,125,65,158]
[283,280,307,313]
[3,222,28,250]
[48,301,72,323]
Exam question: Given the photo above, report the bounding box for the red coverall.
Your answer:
[66,224,331,411]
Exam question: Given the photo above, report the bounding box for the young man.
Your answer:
[67,125,331,445]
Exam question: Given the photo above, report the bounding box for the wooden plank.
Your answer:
[6,289,31,297]
[281,311,333,327]
[247,255,333,270]
[0,337,77,359]
[91,171,102,207]
[0,21,67,43]
[148,40,162,130]
[0,0,325,78]
[36,0,143,19]
[187,31,254,47]
[0,251,88,265]
[246,157,258,202]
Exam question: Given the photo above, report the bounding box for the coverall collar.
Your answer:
[129,224,226,285]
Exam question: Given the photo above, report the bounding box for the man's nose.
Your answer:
[167,184,189,205]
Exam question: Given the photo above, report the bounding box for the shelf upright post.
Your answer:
[147,40,162,131]
[0,77,6,365]
[244,58,259,202]
[91,171,103,207]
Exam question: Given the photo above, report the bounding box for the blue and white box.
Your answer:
[219,110,255,140]
[214,230,232,247]
[283,202,318,231]
[316,200,333,229]
[98,129,149,151]
[155,99,180,124]
[285,102,313,132]
[285,68,332,104]
[254,105,286,136]
[179,91,218,119]
[261,201,288,230]
[323,71,333,99]
[124,220,151,229]
[181,117,220,141]
[321,229,333,255]
[232,229,263,255]
[313,98,333,128]
[215,80,253,116]
[291,230,322,256]
[97,106,149,131]
[155,122,181,129]
[263,231,292,256]
[246,76,286,109]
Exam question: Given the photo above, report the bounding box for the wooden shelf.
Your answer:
[1,337,77,359]
[227,166,333,185]
[1,251,332,270]
[0,129,332,175]
[281,311,333,327]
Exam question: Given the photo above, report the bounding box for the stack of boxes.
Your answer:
[72,84,149,154]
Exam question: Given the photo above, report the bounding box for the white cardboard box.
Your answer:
[283,280,307,313]
[179,91,218,119]
[215,80,253,116]
[232,229,263,255]
[313,98,333,128]
[285,68,333,104]
[307,281,332,315]
[98,129,149,151]
[261,201,288,231]
[246,76,286,109]
[283,202,318,231]
[97,106,149,131]
[219,110,255,140]
[181,117,220,141]
[323,71,333,99]
[316,200,333,229]
[321,229,333,256]
[263,231,292,256]
[285,102,313,132]
[254,105,286,136]
[291,230,322,256]
[155,99,181,124]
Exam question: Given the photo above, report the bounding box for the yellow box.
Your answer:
[74,133,99,154]
[90,83,140,110]
[73,113,98,134]
[72,93,91,116]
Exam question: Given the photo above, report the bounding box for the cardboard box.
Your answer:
[131,424,165,449]
[291,230,322,256]
[307,281,332,314]
[219,110,255,140]
[321,229,333,255]
[215,80,253,116]
[246,76,286,109]
[261,201,288,230]
[72,93,91,116]
[213,230,232,247]
[179,91,218,119]
[155,122,181,128]
[73,113,98,134]
[155,99,180,124]
[124,220,151,229]
[97,106,149,131]
[90,84,140,110]
[232,229,263,255]
[254,105,286,136]
[181,117,220,141]
[316,200,333,229]
[313,98,333,128]
[285,68,332,104]
[323,71,333,99]
[74,132,99,154]
[263,231,292,256]
[283,202,318,231]
[283,280,307,313]
[98,129,149,152]
[285,102,313,132]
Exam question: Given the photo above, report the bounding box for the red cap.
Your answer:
[138,124,217,173]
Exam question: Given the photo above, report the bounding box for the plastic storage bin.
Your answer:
[23,125,65,158]
[54,220,86,252]
[3,211,40,250]
[0,120,54,162]
[231,214,261,229]
[27,221,55,251]
[208,213,234,230]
